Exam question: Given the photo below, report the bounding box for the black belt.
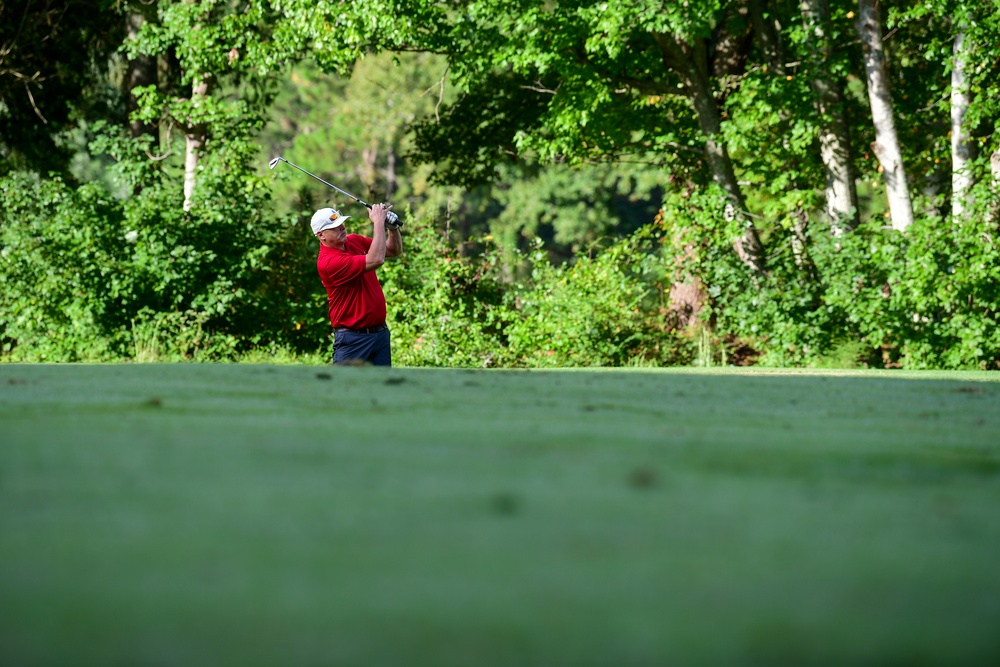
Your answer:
[335,323,387,334]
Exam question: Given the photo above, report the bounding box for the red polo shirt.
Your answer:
[317,235,387,329]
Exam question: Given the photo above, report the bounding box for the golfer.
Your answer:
[312,202,402,366]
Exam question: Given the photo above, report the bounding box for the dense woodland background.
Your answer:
[1,0,999,368]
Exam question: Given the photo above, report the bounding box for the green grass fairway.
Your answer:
[2,364,999,666]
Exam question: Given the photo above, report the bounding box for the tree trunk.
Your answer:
[125,10,157,140]
[385,145,397,201]
[856,0,914,231]
[748,0,783,73]
[802,0,859,234]
[815,80,860,233]
[950,27,976,220]
[920,164,949,220]
[655,32,766,274]
[362,144,378,201]
[790,207,817,281]
[157,54,174,154]
[183,76,209,212]
[989,151,1000,225]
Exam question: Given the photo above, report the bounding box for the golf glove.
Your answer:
[385,211,403,230]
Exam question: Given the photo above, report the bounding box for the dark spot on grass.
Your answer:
[933,494,956,517]
[491,492,520,516]
[143,397,163,408]
[384,376,406,385]
[7,378,26,385]
[316,372,332,380]
[629,466,659,489]
[464,380,480,387]
[956,386,983,394]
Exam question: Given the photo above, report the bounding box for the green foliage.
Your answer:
[3,0,999,371]
[1,124,283,361]
[261,53,452,214]
[382,219,691,368]
[380,221,507,367]
[824,212,1000,370]
[488,161,665,260]
[409,70,553,188]
[0,0,125,175]
[236,212,334,356]
[664,184,1000,370]
[504,229,688,367]
[0,0,320,361]
[1,161,692,367]
[0,172,128,360]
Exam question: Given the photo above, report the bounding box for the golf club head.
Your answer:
[268,157,282,170]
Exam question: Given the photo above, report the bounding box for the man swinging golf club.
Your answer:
[312,202,402,366]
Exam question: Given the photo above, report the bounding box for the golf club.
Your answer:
[268,156,401,228]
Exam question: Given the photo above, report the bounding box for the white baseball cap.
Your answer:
[310,207,350,234]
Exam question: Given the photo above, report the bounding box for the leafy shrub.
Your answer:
[664,186,1000,370]
[821,214,1000,369]
[382,219,692,368]
[0,172,130,360]
[1,131,283,361]
[381,220,508,367]
[503,229,690,367]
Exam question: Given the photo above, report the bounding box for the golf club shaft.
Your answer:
[274,157,371,209]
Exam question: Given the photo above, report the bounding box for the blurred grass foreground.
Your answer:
[2,364,999,666]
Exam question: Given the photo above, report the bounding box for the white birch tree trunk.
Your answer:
[816,81,860,234]
[856,0,914,231]
[802,0,859,234]
[183,77,209,212]
[950,28,976,220]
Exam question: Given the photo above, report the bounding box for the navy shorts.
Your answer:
[333,325,392,366]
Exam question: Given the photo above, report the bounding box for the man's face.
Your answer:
[317,223,347,247]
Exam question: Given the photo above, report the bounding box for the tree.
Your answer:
[889,0,1000,223]
[262,53,451,211]
[0,0,125,174]
[856,0,914,231]
[800,0,859,233]
[950,27,975,218]
[124,0,307,207]
[124,4,158,141]
[991,151,1000,223]
[398,0,770,273]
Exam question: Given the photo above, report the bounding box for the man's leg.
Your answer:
[333,330,370,365]
[370,328,391,367]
